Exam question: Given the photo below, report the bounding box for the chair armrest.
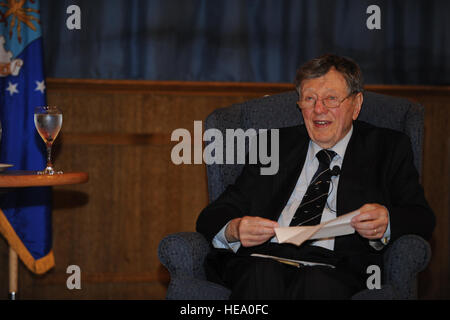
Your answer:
[158,232,211,280]
[383,234,431,299]
[352,284,398,300]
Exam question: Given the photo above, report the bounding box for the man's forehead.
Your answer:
[300,68,348,93]
[302,86,340,95]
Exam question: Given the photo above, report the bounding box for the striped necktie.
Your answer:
[289,149,337,226]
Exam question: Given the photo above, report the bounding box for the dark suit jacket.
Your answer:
[196,120,435,263]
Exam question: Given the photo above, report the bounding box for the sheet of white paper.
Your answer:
[310,210,360,239]
[275,210,360,246]
[274,225,319,245]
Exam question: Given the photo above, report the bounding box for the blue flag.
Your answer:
[0,0,54,274]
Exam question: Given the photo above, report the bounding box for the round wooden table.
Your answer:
[0,171,89,299]
[0,171,88,187]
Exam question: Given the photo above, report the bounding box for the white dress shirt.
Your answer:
[212,125,390,252]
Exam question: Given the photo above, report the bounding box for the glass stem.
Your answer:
[46,143,53,168]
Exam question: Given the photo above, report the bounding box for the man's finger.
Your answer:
[351,208,385,223]
[254,217,279,228]
[241,216,278,228]
[241,230,276,247]
[240,220,276,236]
[353,221,382,231]
[351,212,375,223]
[354,221,387,236]
[244,231,274,241]
[249,226,277,236]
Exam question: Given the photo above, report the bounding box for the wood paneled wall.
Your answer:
[0,80,448,299]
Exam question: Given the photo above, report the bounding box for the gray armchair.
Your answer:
[158,91,431,300]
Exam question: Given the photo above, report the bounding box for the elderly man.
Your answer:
[196,54,435,299]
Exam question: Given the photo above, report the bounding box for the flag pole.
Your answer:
[9,247,18,300]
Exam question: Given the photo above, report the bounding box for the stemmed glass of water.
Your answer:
[34,106,63,175]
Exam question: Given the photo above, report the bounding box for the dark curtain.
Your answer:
[40,0,450,84]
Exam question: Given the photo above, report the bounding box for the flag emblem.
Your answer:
[0,0,40,43]
[0,36,23,77]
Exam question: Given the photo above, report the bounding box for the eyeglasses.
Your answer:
[298,93,354,109]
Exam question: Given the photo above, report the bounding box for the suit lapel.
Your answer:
[268,126,310,221]
[336,121,370,216]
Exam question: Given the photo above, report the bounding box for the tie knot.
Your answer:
[316,149,336,166]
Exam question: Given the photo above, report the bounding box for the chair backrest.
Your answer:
[205,90,424,203]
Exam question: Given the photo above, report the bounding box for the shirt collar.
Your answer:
[310,125,354,161]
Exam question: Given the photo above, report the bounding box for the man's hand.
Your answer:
[225,216,279,247]
[350,203,389,240]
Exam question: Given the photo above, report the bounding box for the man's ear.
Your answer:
[352,92,363,120]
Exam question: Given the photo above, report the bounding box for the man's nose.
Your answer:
[313,99,328,114]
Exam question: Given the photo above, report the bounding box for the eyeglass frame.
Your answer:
[297,92,356,110]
